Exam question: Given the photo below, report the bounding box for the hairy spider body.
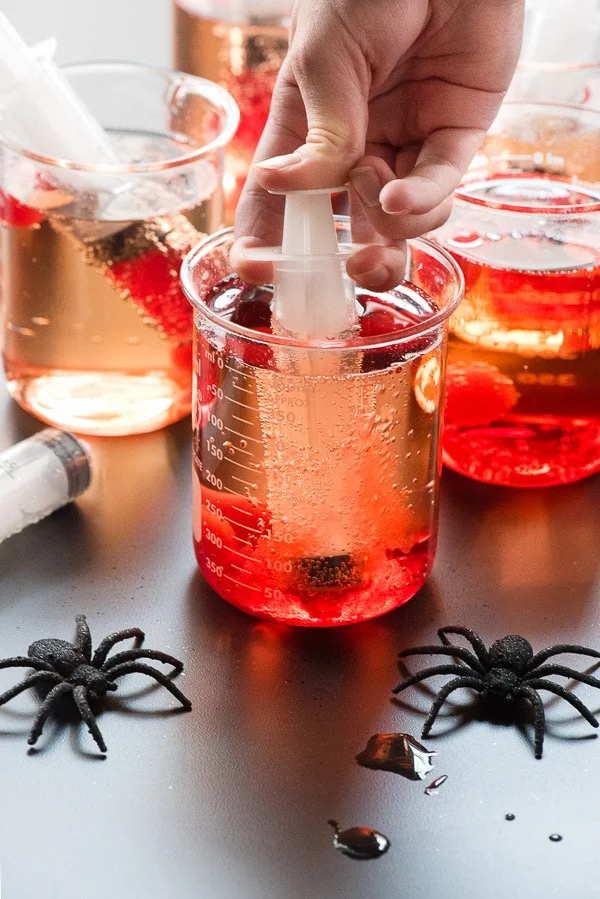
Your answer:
[0,615,192,754]
[393,626,600,758]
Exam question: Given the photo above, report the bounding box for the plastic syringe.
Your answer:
[249,189,373,578]
[0,12,117,165]
[0,13,205,340]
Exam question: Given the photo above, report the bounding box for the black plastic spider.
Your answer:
[392,625,600,758]
[0,615,192,753]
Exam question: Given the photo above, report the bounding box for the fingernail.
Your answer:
[256,153,304,171]
[350,166,383,208]
[354,263,389,287]
[380,186,409,215]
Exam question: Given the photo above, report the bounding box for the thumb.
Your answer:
[255,35,370,193]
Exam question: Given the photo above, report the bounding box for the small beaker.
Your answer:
[433,102,600,487]
[181,223,464,626]
[0,62,238,436]
[174,0,293,222]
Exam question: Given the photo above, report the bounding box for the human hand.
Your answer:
[232,0,524,290]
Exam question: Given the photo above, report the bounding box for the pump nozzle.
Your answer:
[246,187,357,340]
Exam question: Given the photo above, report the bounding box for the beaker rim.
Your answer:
[0,61,240,174]
[455,101,600,215]
[181,225,465,351]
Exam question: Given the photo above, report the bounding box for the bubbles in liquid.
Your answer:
[505,814,516,822]
[549,834,563,843]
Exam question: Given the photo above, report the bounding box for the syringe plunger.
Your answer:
[271,188,357,340]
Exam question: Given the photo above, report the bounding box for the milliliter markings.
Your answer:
[231,504,253,516]
[232,382,253,395]
[227,546,260,563]
[232,414,252,426]
[232,475,254,488]
[238,522,262,535]
[224,574,260,591]
[226,457,258,473]
[224,426,260,444]
[225,396,256,412]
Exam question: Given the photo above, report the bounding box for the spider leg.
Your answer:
[422,676,485,738]
[27,682,73,746]
[102,649,184,675]
[107,663,192,710]
[72,685,108,753]
[0,657,53,672]
[398,645,485,675]
[0,671,63,706]
[437,627,490,665]
[74,615,92,661]
[530,644,600,668]
[91,629,145,668]
[392,664,472,694]
[525,664,600,690]
[516,685,546,759]
[525,678,599,729]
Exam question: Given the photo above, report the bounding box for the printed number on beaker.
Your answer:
[204,527,223,548]
[207,438,224,459]
[266,559,293,573]
[264,527,294,544]
[207,385,224,400]
[264,587,285,601]
[204,349,224,368]
[209,413,224,430]
[204,499,224,520]
[205,557,224,577]
[205,471,223,489]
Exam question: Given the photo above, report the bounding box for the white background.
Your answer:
[1,0,170,66]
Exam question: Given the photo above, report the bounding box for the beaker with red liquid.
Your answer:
[0,62,238,436]
[181,224,463,626]
[434,103,600,486]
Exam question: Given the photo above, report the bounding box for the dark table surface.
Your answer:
[2,375,600,899]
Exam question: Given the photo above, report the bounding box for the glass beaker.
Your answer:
[181,224,464,626]
[506,0,600,107]
[0,62,238,436]
[433,103,600,487]
[174,0,292,223]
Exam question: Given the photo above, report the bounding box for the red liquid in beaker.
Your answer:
[443,224,600,486]
[193,281,443,626]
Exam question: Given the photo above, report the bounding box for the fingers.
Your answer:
[234,69,305,244]
[378,127,485,215]
[234,26,369,279]
[254,26,369,193]
[349,154,454,240]
[229,236,274,286]
[347,245,408,293]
